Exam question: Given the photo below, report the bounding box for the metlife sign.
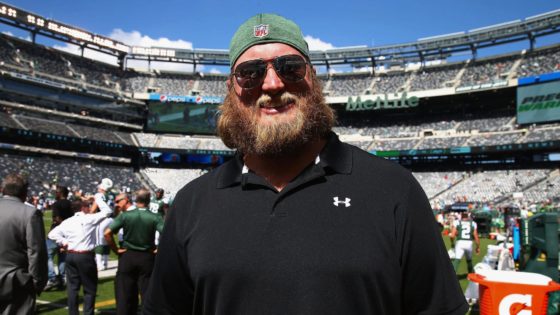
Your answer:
[517,80,560,124]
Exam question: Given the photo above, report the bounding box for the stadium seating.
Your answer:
[0,153,143,197]
[417,136,470,149]
[456,116,513,132]
[435,169,550,205]
[409,64,461,91]
[327,73,373,97]
[466,132,524,147]
[2,33,560,208]
[3,32,560,100]
[520,126,560,143]
[519,170,560,205]
[371,72,411,94]
[196,74,228,97]
[458,55,517,88]
[413,171,465,199]
[141,168,207,196]
[518,46,560,77]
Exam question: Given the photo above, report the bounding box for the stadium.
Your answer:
[1,1,560,314]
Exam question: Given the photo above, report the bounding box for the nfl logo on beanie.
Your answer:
[229,13,309,67]
[253,24,269,38]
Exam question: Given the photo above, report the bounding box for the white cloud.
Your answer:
[328,68,340,74]
[304,35,335,51]
[2,31,13,36]
[109,29,193,50]
[209,68,222,74]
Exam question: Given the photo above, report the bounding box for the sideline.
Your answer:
[36,298,117,311]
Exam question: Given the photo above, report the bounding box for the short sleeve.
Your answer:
[397,176,469,315]
[109,213,125,233]
[143,193,194,314]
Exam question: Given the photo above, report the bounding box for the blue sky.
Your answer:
[2,1,559,72]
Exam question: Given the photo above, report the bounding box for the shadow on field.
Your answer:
[36,298,67,313]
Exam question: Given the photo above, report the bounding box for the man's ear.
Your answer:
[226,76,232,90]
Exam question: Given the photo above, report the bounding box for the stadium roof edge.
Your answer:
[3,1,560,67]
[526,9,560,21]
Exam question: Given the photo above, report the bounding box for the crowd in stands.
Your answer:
[413,171,465,199]
[465,132,524,147]
[371,73,410,94]
[409,64,461,91]
[518,46,560,77]
[125,72,153,94]
[434,169,550,205]
[0,107,135,145]
[131,114,560,152]
[5,149,555,212]
[1,33,560,211]
[520,126,560,143]
[0,106,560,151]
[374,139,418,151]
[141,168,207,196]
[2,96,560,153]
[138,73,196,95]
[521,171,560,206]
[2,33,559,99]
[455,116,513,132]
[335,115,560,151]
[0,34,125,95]
[196,74,228,97]
[3,149,552,210]
[413,168,560,209]
[327,73,372,97]
[458,55,516,88]
[0,153,143,201]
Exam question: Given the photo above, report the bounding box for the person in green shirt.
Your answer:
[450,211,480,273]
[104,188,164,315]
[149,188,168,218]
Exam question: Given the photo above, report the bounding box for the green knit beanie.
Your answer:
[229,13,309,68]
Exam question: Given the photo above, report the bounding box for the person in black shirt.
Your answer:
[45,185,73,290]
[144,14,468,315]
[105,189,164,315]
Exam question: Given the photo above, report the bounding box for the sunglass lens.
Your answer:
[235,60,266,89]
[275,55,307,82]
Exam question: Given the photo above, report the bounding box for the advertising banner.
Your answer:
[517,80,560,124]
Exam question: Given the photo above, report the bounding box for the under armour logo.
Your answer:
[333,197,351,207]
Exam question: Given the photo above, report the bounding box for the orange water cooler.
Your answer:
[468,270,560,315]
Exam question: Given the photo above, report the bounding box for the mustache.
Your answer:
[255,92,297,108]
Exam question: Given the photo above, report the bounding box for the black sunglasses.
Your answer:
[232,54,308,89]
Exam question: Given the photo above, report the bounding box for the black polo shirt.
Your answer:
[144,133,468,315]
[51,199,73,230]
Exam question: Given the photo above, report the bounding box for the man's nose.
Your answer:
[261,65,285,94]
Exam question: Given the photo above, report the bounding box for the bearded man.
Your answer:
[144,14,467,315]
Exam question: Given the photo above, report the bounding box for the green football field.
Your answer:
[147,103,218,134]
[35,212,507,314]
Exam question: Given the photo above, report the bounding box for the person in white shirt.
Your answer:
[48,199,112,315]
[92,179,113,271]
[450,211,480,273]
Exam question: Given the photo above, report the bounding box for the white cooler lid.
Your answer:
[477,270,552,285]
